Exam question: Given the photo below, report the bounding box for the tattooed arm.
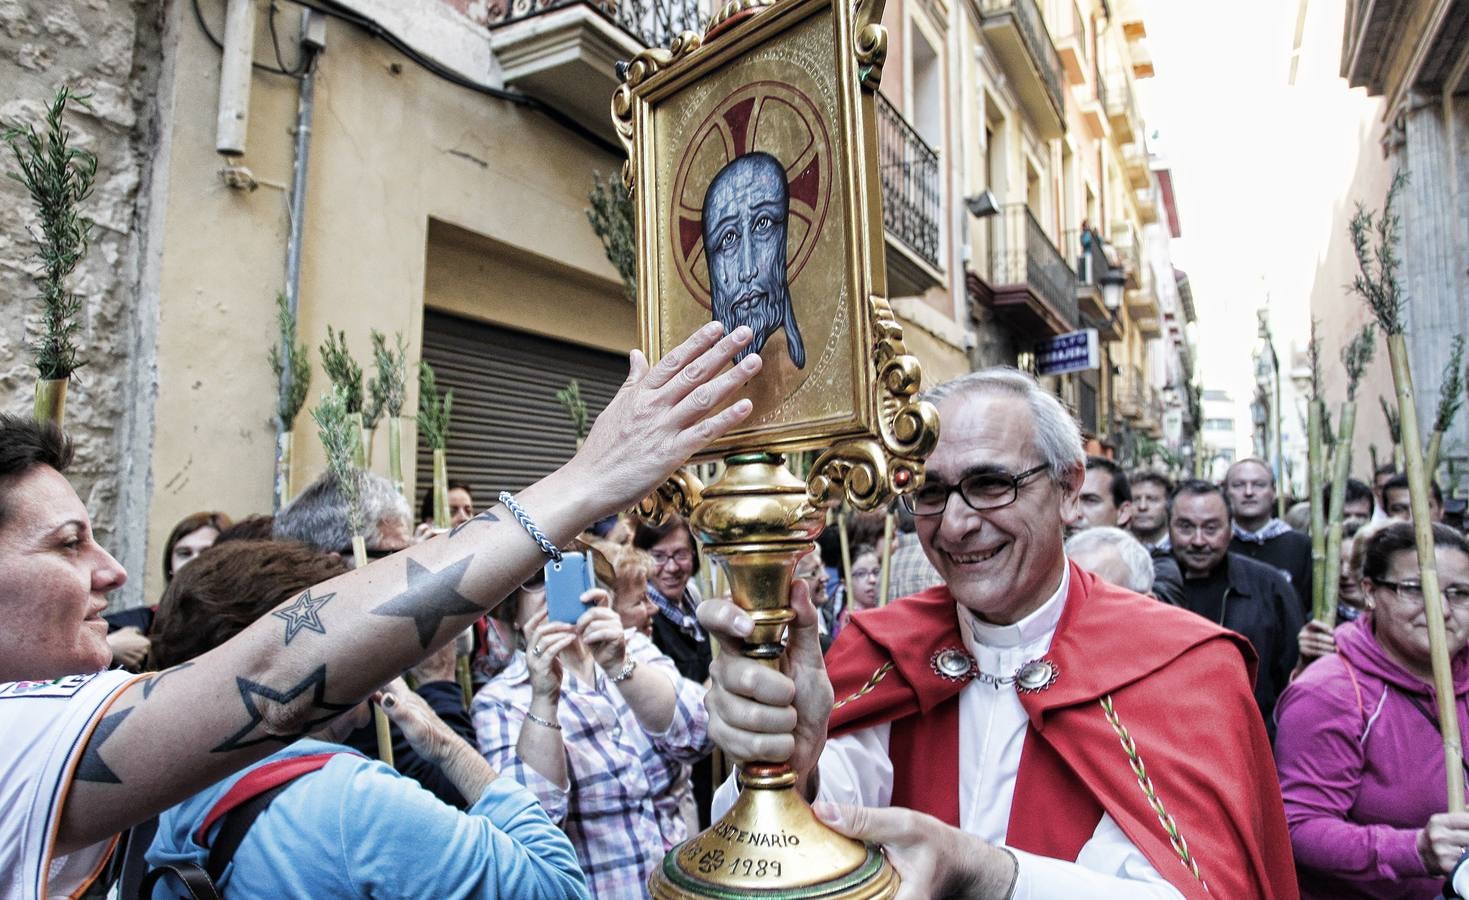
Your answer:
[56,323,761,854]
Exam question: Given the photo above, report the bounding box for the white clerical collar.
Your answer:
[960,559,1070,651]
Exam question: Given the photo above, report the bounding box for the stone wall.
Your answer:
[0,0,162,603]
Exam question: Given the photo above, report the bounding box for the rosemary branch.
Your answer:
[3,87,96,380]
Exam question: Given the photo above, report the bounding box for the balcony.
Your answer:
[1117,365,1146,420]
[1054,2,1088,86]
[1080,67,1107,138]
[1110,222,1143,289]
[1135,185,1159,223]
[488,0,701,142]
[1126,275,1163,338]
[1064,227,1122,340]
[1102,68,1138,145]
[876,92,943,295]
[1122,142,1149,188]
[979,0,1065,139]
[970,204,1078,339]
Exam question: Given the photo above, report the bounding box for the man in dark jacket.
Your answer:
[1226,458,1312,616]
[1067,457,1185,606]
[1171,480,1304,737]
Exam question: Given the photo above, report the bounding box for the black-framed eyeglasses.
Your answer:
[1372,578,1469,609]
[900,463,1050,517]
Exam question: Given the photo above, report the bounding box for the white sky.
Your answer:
[1135,0,1382,463]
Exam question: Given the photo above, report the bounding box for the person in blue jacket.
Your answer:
[143,539,589,898]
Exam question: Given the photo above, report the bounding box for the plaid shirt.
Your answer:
[473,632,711,898]
[886,533,943,600]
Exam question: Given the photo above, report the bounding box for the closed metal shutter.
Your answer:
[415,310,627,510]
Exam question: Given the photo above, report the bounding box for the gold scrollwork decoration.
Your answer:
[806,295,939,511]
[705,0,779,35]
[854,0,888,89]
[611,32,704,192]
[635,468,707,526]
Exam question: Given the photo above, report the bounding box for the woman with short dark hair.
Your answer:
[1275,521,1469,898]
[145,540,588,897]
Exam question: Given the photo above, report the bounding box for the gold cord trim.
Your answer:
[832,661,894,710]
[1099,695,1209,892]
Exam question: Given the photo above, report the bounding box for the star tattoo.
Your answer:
[450,509,501,538]
[370,556,481,648]
[75,706,133,784]
[141,662,195,699]
[272,589,334,645]
[211,665,353,753]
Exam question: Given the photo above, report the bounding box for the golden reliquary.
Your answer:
[612,0,939,893]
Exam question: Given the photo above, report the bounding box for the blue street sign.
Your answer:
[1035,329,1100,377]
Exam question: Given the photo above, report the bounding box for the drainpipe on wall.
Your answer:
[215,0,256,157]
[274,13,324,510]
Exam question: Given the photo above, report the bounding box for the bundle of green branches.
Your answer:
[268,294,311,429]
[1316,323,1374,622]
[587,172,636,303]
[320,326,366,464]
[369,330,410,492]
[418,361,452,450]
[556,379,590,445]
[370,330,409,419]
[320,326,364,414]
[1427,335,1465,475]
[1352,170,1463,811]
[312,386,365,544]
[4,87,97,424]
[267,293,311,507]
[418,362,453,529]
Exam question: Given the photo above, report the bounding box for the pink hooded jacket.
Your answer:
[1274,615,1469,899]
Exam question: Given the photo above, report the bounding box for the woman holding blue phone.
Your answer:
[472,580,712,898]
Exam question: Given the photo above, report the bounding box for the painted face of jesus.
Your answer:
[702,152,806,368]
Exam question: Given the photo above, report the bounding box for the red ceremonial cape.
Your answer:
[825,562,1298,900]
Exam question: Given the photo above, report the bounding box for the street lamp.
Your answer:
[1099,266,1126,311]
[964,190,1000,219]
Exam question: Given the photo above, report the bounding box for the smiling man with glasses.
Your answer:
[700,368,1298,898]
[1169,480,1304,738]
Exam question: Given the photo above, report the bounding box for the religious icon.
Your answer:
[612,0,938,466]
[703,152,806,369]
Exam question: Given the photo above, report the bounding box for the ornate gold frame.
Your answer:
[611,0,936,509]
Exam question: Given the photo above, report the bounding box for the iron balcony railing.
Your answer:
[1063,227,1109,285]
[1102,66,1140,132]
[992,204,1078,329]
[876,91,941,270]
[979,0,1065,124]
[488,0,701,51]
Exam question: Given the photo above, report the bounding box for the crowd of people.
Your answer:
[4,324,1468,899]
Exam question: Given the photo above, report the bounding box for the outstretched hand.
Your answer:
[570,322,761,514]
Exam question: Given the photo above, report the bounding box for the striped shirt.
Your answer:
[472,632,711,898]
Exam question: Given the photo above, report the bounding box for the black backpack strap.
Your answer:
[204,780,295,882]
[113,815,159,898]
[138,863,220,900]
[135,780,292,899]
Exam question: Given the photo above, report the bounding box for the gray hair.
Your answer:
[273,471,412,553]
[1064,526,1154,594]
[923,367,1085,488]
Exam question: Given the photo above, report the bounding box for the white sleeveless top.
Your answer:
[0,670,139,899]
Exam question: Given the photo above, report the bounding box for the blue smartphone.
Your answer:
[545,552,594,624]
